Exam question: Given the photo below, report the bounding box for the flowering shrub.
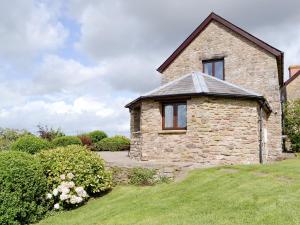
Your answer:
[37,145,112,195]
[46,173,89,210]
[10,135,52,154]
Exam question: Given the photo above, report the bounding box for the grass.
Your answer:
[38,158,300,225]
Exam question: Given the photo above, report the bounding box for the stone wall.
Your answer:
[130,108,142,159]
[161,21,282,160]
[130,97,262,165]
[286,76,300,101]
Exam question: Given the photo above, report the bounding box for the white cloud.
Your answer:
[33,55,106,94]
[0,96,130,135]
[0,0,67,63]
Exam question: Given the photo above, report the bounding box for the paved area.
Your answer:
[96,151,206,169]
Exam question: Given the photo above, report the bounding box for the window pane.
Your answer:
[164,105,173,128]
[204,63,212,75]
[177,104,187,128]
[215,61,224,80]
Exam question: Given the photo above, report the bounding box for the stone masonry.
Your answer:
[286,75,300,100]
[130,97,262,165]
[161,21,282,161]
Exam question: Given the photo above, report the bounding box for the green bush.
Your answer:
[0,151,48,224]
[52,136,82,147]
[10,135,51,154]
[0,128,30,151]
[129,168,156,186]
[93,135,130,151]
[37,145,112,195]
[284,100,300,151]
[87,130,107,143]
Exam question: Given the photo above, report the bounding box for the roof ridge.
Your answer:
[142,72,193,96]
[199,72,262,96]
[193,72,208,92]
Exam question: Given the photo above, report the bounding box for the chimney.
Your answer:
[288,65,300,78]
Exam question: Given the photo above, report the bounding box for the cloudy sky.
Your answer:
[0,0,299,135]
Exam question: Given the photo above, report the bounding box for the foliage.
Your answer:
[78,135,93,147]
[87,130,108,143]
[38,158,300,225]
[0,127,31,151]
[129,168,156,186]
[37,145,112,195]
[0,151,48,225]
[52,136,82,147]
[47,173,89,210]
[284,100,300,151]
[93,135,130,151]
[10,135,52,154]
[37,125,65,141]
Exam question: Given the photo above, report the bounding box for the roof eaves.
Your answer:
[284,70,300,87]
[125,91,266,109]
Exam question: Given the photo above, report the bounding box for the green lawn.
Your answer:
[38,158,300,225]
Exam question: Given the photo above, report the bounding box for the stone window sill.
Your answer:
[158,130,187,135]
[132,131,141,134]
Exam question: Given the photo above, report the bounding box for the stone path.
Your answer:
[96,151,210,181]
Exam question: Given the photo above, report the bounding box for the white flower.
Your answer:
[60,193,70,201]
[69,195,77,204]
[66,181,75,189]
[70,195,83,204]
[46,193,52,199]
[54,203,60,210]
[75,187,88,198]
[67,172,75,180]
[60,174,66,180]
[61,187,70,194]
[52,188,58,196]
[76,196,83,203]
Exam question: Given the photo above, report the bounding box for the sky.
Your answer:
[0,0,300,136]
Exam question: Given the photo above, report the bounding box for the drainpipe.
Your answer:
[258,105,263,164]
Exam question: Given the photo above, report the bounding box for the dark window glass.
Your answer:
[163,103,187,130]
[203,59,224,80]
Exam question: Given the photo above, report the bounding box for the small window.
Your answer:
[203,59,224,80]
[162,102,187,130]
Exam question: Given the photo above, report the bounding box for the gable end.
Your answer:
[157,12,284,86]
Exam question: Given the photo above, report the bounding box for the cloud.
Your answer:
[0,0,68,64]
[32,54,160,95]
[1,0,300,135]
[0,96,130,135]
[32,55,105,94]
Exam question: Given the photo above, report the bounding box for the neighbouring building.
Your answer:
[283,65,300,101]
[126,12,285,166]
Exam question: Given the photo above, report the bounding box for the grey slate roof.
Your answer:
[126,72,269,110]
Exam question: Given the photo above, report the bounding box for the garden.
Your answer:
[2,100,300,225]
[0,126,131,225]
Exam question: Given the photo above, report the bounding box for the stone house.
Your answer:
[125,12,284,165]
[282,65,300,101]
